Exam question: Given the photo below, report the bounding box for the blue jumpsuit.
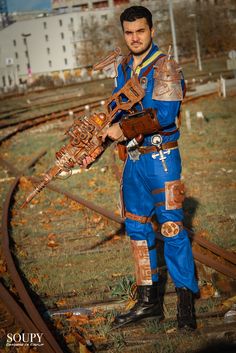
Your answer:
[114,43,198,293]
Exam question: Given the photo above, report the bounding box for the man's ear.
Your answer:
[151,27,155,38]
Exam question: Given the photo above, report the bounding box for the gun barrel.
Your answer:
[20,179,47,208]
[21,165,62,208]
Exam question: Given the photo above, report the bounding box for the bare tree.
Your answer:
[174,1,236,59]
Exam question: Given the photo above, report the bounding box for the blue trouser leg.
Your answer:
[123,149,199,293]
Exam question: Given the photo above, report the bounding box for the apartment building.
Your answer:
[0,0,235,89]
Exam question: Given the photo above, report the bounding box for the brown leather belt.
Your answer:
[138,141,178,154]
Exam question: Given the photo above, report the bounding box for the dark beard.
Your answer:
[129,38,153,57]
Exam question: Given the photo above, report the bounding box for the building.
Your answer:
[0,0,164,89]
[0,0,197,89]
[0,0,235,90]
[0,11,114,89]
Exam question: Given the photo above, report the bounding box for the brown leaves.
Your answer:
[200,283,215,299]
[47,240,59,248]
[69,200,84,211]
[66,314,90,327]
[55,298,68,307]
[29,277,39,286]
[197,230,210,239]
[19,177,32,190]
[16,347,36,353]
[47,233,59,248]
[222,296,236,309]
[92,215,102,224]
[11,218,28,226]
[0,259,7,274]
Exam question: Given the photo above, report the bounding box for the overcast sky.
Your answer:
[7,0,51,12]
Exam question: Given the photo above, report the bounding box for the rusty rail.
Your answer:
[0,98,105,145]
[30,177,236,279]
[2,153,236,280]
[0,282,56,353]
[0,87,235,353]
[1,149,67,353]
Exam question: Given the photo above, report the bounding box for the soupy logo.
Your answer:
[6,332,44,347]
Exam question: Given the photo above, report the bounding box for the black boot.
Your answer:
[113,282,164,328]
[176,287,197,331]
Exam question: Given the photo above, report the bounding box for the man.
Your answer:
[101,5,199,330]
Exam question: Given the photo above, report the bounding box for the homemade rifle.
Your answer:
[21,75,145,208]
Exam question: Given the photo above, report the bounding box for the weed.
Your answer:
[111,275,135,300]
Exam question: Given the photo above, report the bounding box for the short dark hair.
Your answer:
[120,6,153,30]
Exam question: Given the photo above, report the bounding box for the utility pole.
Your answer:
[189,14,202,71]
[168,0,179,63]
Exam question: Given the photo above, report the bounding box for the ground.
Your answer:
[0,57,236,352]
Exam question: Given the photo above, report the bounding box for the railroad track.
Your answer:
[0,86,236,352]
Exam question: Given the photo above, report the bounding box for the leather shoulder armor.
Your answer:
[152,56,184,101]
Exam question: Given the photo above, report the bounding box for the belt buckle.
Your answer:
[128,148,141,161]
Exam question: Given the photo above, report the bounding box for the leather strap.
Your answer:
[152,188,165,195]
[138,141,178,154]
[158,128,179,136]
[151,268,159,275]
[155,201,165,207]
[125,211,152,224]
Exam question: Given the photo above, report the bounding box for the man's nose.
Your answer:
[132,32,139,42]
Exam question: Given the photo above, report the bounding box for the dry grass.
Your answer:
[0,80,235,352]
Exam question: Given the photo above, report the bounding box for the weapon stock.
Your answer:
[21,75,145,208]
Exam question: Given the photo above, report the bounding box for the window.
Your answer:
[47,47,50,54]
[45,34,49,41]
[17,64,20,72]
[59,19,63,26]
[49,60,52,67]
[70,17,74,24]
[64,58,68,65]
[43,21,47,29]
[23,38,27,45]
[62,45,66,52]
[25,51,28,58]
[15,52,18,59]
[13,39,17,46]
[61,32,64,39]
[101,14,108,21]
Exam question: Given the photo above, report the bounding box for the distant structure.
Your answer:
[0,0,235,91]
[0,0,137,90]
[51,0,126,11]
[0,0,9,28]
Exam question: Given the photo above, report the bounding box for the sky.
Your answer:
[7,0,51,12]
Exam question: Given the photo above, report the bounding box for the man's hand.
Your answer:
[102,123,125,142]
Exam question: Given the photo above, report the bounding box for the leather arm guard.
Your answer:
[119,108,161,140]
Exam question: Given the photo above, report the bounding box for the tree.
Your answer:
[174,1,236,59]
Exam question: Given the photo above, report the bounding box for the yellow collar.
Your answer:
[133,50,163,76]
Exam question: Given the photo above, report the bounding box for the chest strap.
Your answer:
[141,53,166,78]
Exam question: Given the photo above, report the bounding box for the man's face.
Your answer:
[123,18,154,56]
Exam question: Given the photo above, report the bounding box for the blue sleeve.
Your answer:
[154,100,181,128]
